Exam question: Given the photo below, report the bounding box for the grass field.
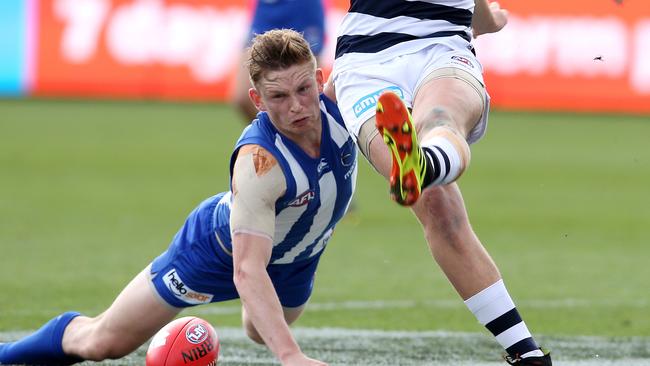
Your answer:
[1,98,649,365]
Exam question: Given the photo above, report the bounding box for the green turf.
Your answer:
[1,98,649,346]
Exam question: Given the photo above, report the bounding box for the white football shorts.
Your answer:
[332,37,491,145]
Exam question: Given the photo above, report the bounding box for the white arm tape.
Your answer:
[230,145,286,240]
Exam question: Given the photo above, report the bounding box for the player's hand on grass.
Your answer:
[472,1,508,38]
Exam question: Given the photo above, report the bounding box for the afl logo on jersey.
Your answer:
[288,190,316,207]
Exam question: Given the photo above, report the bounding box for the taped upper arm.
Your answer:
[230,145,286,240]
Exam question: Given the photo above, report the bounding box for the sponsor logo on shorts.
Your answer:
[288,189,316,207]
[450,55,474,69]
[163,269,213,305]
[352,86,404,118]
[186,323,209,344]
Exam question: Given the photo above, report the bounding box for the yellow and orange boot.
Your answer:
[375,91,429,206]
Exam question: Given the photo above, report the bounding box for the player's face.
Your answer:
[250,62,324,139]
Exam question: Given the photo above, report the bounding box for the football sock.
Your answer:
[0,311,84,365]
[464,280,544,359]
[420,126,470,188]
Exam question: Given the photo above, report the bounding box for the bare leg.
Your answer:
[364,127,500,298]
[62,267,180,360]
[361,75,547,361]
[360,75,499,298]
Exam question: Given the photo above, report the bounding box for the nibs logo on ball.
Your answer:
[186,323,209,344]
[181,333,216,364]
[181,334,217,366]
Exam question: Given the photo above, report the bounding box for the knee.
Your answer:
[241,309,265,345]
[243,322,265,345]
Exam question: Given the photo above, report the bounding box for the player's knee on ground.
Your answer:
[243,323,265,345]
[241,309,265,345]
[240,304,305,345]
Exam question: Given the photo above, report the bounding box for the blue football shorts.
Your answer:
[149,193,322,308]
[249,0,326,55]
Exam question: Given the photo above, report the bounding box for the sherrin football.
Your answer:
[146,316,219,366]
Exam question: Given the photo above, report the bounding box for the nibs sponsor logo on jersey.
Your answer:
[186,323,209,344]
[163,269,213,304]
[288,189,316,207]
[451,55,474,68]
[352,86,404,118]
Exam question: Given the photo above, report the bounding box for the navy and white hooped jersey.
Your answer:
[334,0,475,72]
[213,94,357,265]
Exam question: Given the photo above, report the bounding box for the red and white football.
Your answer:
[146,316,219,366]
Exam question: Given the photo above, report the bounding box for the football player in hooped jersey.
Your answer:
[327,1,552,365]
[0,29,354,366]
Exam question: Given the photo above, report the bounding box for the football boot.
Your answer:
[375,91,428,206]
[505,349,552,366]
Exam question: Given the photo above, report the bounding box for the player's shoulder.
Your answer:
[235,144,281,173]
[233,144,286,190]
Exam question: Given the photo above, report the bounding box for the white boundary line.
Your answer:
[190,298,650,316]
[7,298,649,317]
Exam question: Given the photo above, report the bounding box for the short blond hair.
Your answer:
[247,29,316,86]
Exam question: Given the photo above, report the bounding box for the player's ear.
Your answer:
[316,68,324,93]
[249,88,266,111]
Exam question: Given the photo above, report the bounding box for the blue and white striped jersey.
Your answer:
[213,94,357,265]
[334,0,475,72]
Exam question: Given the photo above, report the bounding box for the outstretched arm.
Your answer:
[472,0,508,38]
[230,145,327,366]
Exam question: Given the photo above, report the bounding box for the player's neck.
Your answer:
[293,131,321,159]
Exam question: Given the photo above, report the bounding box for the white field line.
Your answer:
[7,298,649,317]
[191,298,650,316]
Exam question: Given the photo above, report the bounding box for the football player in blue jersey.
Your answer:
[231,0,326,122]
[326,1,552,365]
[0,29,354,366]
